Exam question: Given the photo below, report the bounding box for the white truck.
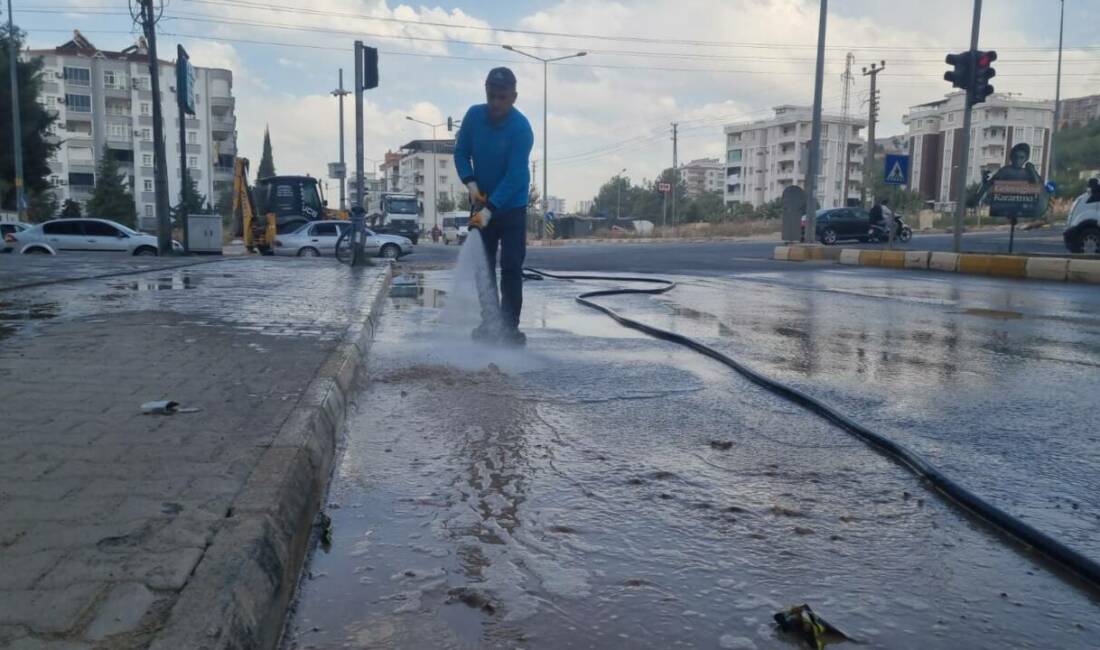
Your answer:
[368,193,421,245]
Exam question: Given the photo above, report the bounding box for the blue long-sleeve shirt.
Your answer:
[453,104,533,213]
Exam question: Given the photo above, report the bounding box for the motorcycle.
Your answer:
[868,214,912,244]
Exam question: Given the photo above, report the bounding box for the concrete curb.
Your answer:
[148,264,394,650]
[772,246,1100,284]
[526,233,781,247]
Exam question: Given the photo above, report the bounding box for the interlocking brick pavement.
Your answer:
[0,256,390,648]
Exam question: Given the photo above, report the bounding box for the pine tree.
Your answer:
[85,153,137,227]
[171,175,207,222]
[60,198,82,218]
[0,26,60,211]
[257,126,275,180]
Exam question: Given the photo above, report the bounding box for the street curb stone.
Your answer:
[773,245,1097,284]
[147,264,393,650]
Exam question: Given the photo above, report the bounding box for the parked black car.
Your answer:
[802,207,912,245]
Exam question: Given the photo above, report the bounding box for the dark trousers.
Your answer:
[479,206,527,330]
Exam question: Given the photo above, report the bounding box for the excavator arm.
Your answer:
[232,157,276,254]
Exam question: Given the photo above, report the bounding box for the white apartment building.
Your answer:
[575,199,594,214]
[29,31,237,232]
[724,105,866,209]
[903,92,1053,207]
[546,196,565,214]
[680,158,724,198]
[395,139,462,229]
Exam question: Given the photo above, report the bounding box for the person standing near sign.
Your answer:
[454,67,535,346]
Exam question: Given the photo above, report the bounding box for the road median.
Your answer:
[773,245,1097,284]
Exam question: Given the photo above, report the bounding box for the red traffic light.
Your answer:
[977,50,997,68]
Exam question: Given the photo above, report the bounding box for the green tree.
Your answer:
[865,161,925,213]
[728,201,755,221]
[1050,118,1100,199]
[60,198,82,218]
[171,175,207,223]
[0,26,60,211]
[457,191,471,212]
[753,198,783,220]
[256,126,275,181]
[688,191,727,223]
[26,189,58,222]
[85,153,137,227]
[436,192,456,214]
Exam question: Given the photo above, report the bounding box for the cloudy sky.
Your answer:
[15,0,1100,208]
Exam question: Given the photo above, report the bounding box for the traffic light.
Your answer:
[944,50,971,90]
[447,116,454,132]
[972,50,997,105]
[362,46,379,90]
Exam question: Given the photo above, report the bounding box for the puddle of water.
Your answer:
[0,301,61,321]
[390,273,446,307]
[109,272,199,292]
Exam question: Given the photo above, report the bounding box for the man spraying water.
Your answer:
[453,67,534,346]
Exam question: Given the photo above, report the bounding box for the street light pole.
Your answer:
[502,45,587,240]
[804,0,828,236]
[332,68,349,211]
[616,167,626,220]
[6,0,25,219]
[1049,0,1065,181]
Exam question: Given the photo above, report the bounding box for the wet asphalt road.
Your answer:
[284,262,1099,650]
[408,229,1072,273]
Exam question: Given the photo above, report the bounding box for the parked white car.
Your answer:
[5,218,178,255]
[0,222,32,253]
[273,220,413,259]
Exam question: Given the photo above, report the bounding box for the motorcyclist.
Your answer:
[868,198,891,238]
[1088,178,1100,204]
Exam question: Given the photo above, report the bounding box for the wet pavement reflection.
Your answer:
[285,269,1099,650]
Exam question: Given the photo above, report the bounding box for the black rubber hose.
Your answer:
[523,267,1100,596]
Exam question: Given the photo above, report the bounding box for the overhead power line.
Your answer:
[177,0,1099,53]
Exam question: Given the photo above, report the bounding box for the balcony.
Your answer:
[104,86,130,99]
[106,137,133,150]
[175,117,200,129]
[213,165,234,179]
[210,96,235,110]
[64,133,93,147]
[210,114,236,133]
[213,139,236,156]
[775,148,797,162]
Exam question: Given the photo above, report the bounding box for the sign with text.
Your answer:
[328,162,346,179]
[990,180,1042,218]
[658,182,671,193]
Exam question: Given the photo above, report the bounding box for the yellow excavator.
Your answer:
[232,158,348,254]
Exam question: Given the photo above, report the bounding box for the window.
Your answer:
[84,221,121,237]
[68,172,95,186]
[134,77,150,90]
[187,131,197,144]
[44,221,84,235]
[140,102,151,116]
[103,70,127,89]
[142,154,152,166]
[727,149,743,163]
[107,123,128,140]
[63,67,91,86]
[311,223,338,237]
[438,159,447,168]
[65,94,91,112]
[141,128,152,141]
[948,112,955,123]
[145,204,154,217]
[143,179,153,192]
[50,175,61,186]
[188,156,198,169]
[439,175,448,185]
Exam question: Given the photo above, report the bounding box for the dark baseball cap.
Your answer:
[485,67,517,89]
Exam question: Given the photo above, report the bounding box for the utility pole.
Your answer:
[671,122,678,226]
[176,45,191,254]
[840,52,854,206]
[804,0,828,233]
[6,0,25,219]
[139,0,172,254]
[861,61,885,208]
[952,0,983,253]
[616,167,626,220]
[1049,0,1065,182]
[332,68,349,210]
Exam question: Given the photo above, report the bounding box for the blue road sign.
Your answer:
[884,154,910,186]
[1044,180,1057,194]
[545,211,555,221]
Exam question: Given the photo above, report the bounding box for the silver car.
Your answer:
[1,222,32,253]
[273,220,413,259]
[8,218,177,255]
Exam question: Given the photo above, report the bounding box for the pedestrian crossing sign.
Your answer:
[884,154,910,186]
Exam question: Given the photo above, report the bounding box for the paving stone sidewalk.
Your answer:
[0,256,390,649]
